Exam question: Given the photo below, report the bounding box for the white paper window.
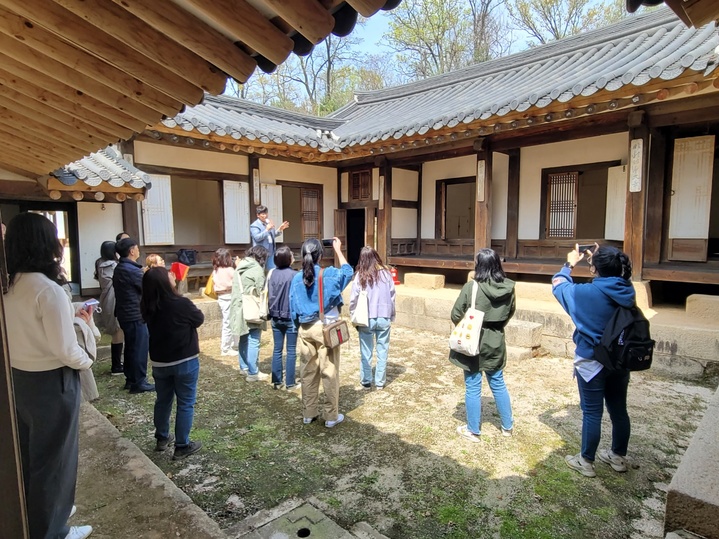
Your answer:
[142,174,175,245]
[669,136,715,239]
[223,180,251,244]
[604,165,627,241]
[261,183,284,243]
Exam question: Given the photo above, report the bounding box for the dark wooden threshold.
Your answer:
[643,263,719,285]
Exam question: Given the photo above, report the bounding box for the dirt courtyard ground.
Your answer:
[91,326,715,539]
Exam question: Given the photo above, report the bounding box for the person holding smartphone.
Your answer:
[250,205,289,270]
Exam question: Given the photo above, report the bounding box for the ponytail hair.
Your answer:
[300,238,322,288]
[591,246,632,280]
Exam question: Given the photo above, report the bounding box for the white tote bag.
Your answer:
[449,281,484,356]
[238,275,263,324]
[350,289,369,327]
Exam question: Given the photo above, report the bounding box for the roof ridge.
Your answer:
[350,7,682,106]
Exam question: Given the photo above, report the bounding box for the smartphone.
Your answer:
[83,298,100,310]
[322,238,334,248]
[577,244,595,253]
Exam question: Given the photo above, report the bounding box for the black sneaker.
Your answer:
[111,366,124,376]
[129,382,155,394]
[123,380,131,390]
[155,434,175,452]
[173,440,202,460]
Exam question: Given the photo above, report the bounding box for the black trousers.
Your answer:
[13,367,81,539]
[120,319,149,388]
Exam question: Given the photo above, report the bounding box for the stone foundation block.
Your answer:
[423,298,455,320]
[404,273,445,290]
[395,295,427,316]
[542,335,573,358]
[686,294,719,321]
[514,281,556,303]
[633,280,652,311]
[665,387,719,539]
[507,346,533,362]
[505,320,543,349]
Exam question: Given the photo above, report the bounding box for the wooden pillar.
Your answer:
[625,111,649,280]
[249,155,260,213]
[416,166,423,256]
[474,139,492,254]
[506,149,520,259]
[0,212,30,539]
[121,198,140,241]
[644,129,666,265]
[376,160,391,261]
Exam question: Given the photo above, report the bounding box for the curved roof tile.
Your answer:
[53,146,150,190]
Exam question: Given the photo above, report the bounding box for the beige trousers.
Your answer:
[298,321,340,422]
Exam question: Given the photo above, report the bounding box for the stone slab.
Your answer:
[665,387,719,539]
[505,320,543,349]
[350,521,391,539]
[686,294,719,321]
[229,501,353,539]
[404,273,445,290]
[507,346,533,363]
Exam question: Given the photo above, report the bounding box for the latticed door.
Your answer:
[546,171,579,238]
[300,187,320,239]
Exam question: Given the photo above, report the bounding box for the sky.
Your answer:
[352,13,394,55]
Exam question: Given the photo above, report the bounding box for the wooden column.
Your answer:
[249,155,260,212]
[474,140,493,254]
[376,160,392,261]
[506,149,520,259]
[122,198,140,241]
[0,212,30,539]
[625,111,649,280]
[644,129,666,265]
[416,166,423,256]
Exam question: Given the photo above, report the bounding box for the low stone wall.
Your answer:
[665,386,719,539]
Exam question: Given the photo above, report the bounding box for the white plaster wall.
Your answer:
[518,132,627,239]
[259,159,338,237]
[372,168,380,200]
[492,153,509,240]
[134,141,249,174]
[421,155,477,238]
[392,168,418,201]
[340,172,349,203]
[392,208,417,238]
[77,202,123,290]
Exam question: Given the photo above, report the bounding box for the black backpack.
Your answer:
[593,305,655,373]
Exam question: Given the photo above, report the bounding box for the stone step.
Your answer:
[507,346,533,363]
[350,521,390,539]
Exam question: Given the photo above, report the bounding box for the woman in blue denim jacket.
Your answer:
[289,238,353,428]
[349,247,396,390]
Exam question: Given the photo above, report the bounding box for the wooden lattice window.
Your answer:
[546,171,578,238]
[350,170,371,201]
[300,187,320,239]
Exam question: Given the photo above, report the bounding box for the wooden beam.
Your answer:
[345,0,384,17]
[642,265,719,285]
[474,150,492,253]
[2,0,204,105]
[0,75,133,141]
[644,129,666,266]
[0,6,182,116]
[505,149,520,259]
[0,89,121,142]
[624,119,649,280]
[0,55,146,132]
[106,0,256,84]
[0,123,88,163]
[183,0,293,66]
[0,104,106,154]
[261,0,335,44]
[0,35,161,123]
[46,177,144,194]
[50,0,226,94]
[0,146,64,173]
[1,137,79,168]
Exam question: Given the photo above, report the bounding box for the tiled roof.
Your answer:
[53,146,150,189]
[160,8,719,151]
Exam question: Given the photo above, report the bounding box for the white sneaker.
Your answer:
[325,414,345,428]
[501,427,513,437]
[565,453,596,477]
[65,525,93,539]
[246,372,269,382]
[597,449,628,472]
[69,505,76,518]
[221,351,236,356]
[457,425,481,443]
[285,383,302,391]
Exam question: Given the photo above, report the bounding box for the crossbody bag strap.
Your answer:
[237,271,244,294]
[471,280,478,310]
[318,268,325,324]
[264,268,274,293]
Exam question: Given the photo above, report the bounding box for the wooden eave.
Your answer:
[0,0,394,179]
[663,0,719,27]
[147,72,719,165]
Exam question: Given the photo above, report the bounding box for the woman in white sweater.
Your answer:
[5,212,94,539]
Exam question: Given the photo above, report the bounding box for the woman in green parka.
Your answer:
[229,245,268,381]
[450,248,516,442]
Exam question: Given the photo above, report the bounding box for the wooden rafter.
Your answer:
[261,0,336,44]
[182,0,294,66]
[0,7,183,116]
[345,0,385,17]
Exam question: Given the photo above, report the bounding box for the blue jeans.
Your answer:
[121,320,149,388]
[463,369,513,435]
[575,367,631,461]
[239,328,262,375]
[153,357,199,447]
[271,318,298,386]
[357,317,391,387]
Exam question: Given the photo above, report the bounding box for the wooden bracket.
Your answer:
[627,110,646,128]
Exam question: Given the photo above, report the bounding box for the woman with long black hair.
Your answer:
[450,248,516,443]
[289,238,353,428]
[141,267,204,460]
[5,212,94,539]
